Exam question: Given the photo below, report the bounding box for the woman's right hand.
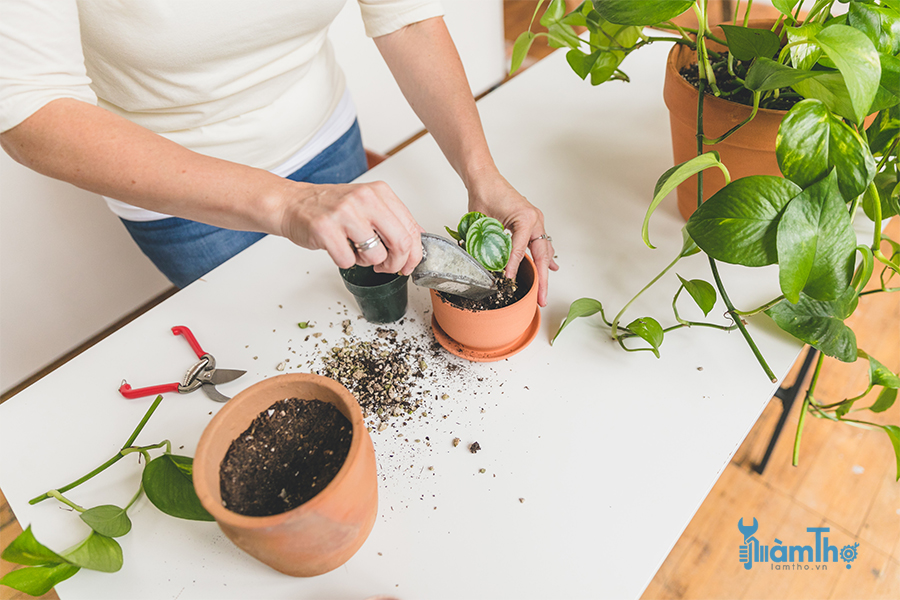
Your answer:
[277,179,424,276]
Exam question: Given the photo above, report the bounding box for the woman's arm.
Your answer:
[373,16,559,306]
[1,98,422,274]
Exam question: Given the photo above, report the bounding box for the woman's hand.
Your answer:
[467,168,559,307]
[277,179,424,276]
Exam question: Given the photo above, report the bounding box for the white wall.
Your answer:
[0,0,505,394]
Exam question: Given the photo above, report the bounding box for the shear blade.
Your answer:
[208,368,246,385]
[202,384,231,403]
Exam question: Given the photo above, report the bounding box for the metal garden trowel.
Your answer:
[411,233,497,300]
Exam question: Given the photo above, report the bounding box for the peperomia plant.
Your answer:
[515,0,900,476]
[446,211,513,272]
[0,396,213,596]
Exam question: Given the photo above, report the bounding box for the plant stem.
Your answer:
[29,395,164,505]
[610,253,683,340]
[47,490,85,513]
[696,40,776,382]
[125,485,143,511]
[793,351,825,466]
[733,295,786,317]
[860,286,900,296]
[703,91,760,144]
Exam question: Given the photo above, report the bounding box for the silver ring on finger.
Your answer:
[349,233,382,252]
[529,233,552,244]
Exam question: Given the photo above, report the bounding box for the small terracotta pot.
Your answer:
[193,373,378,577]
[663,21,788,220]
[430,253,539,360]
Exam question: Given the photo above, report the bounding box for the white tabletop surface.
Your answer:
[0,42,802,599]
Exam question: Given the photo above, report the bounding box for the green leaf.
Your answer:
[465,217,512,272]
[776,99,876,201]
[812,24,881,123]
[677,274,717,317]
[80,505,132,538]
[457,211,486,243]
[848,1,900,55]
[686,176,802,267]
[142,454,214,521]
[566,48,602,80]
[1,526,68,566]
[882,425,900,481]
[590,52,622,85]
[793,71,859,122]
[539,0,567,27]
[862,351,900,389]
[595,0,693,25]
[867,101,900,156]
[626,317,664,358]
[643,152,729,249]
[786,23,824,70]
[870,52,900,113]
[720,25,782,61]
[870,387,898,413]
[776,170,856,303]
[679,227,700,258]
[0,564,80,596]
[744,58,824,92]
[444,225,461,242]
[552,298,604,344]
[765,288,859,362]
[547,22,583,49]
[772,0,801,17]
[60,532,122,573]
[510,32,536,75]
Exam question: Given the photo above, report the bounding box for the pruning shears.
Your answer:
[118,326,246,403]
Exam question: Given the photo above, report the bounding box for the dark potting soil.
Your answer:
[680,62,802,112]
[219,398,352,517]
[439,274,525,311]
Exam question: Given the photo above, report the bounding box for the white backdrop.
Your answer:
[0,0,506,393]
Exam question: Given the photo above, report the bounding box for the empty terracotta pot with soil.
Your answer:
[430,253,540,362]
[193,373,378,577]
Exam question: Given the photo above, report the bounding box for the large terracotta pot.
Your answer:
[193,373,378,577]
[663,22,787,220]
[430,253,540,362]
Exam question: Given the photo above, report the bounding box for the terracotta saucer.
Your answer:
[430,308,541,362]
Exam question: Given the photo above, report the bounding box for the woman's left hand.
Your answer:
[467,168,559,307]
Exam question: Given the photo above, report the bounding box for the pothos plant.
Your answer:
[445,211,513,273]
[0,396,212,596]
[513,0,900,476]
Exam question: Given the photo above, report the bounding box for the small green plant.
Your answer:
[0,396,213,596]
[514,0,900,476]
[446,211,513,272]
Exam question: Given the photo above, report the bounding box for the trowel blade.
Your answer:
[411,233,497,300]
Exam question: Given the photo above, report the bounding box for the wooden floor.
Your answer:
[2,3,898,599]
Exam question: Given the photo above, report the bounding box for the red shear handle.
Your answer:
[119,381,180,399]
[172,326,206,359]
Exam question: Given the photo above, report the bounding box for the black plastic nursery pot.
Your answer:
[339,265,409,323]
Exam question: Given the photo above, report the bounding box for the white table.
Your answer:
[0,42,802,599]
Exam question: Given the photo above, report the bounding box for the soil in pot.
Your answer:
[220,398,352,517]
[438,274,526,311]
[679,62,802,112]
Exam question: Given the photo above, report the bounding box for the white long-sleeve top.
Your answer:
[0,0,443,218]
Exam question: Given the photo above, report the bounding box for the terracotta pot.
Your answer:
[193,373,378,577]
[663,22,788,220]
[430,253,540,362]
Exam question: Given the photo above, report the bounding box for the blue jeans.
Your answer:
[121,120,367,288]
